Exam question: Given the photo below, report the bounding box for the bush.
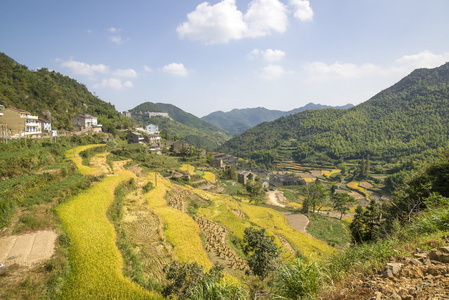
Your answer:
[271,257,321,299]
[162,261,247,299]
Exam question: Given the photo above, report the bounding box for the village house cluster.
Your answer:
[211,154,306,189]
[126,124,162,150]
[121,111,170,119]
[0,105,102,139]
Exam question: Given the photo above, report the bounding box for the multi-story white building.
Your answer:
[0,107,42,137]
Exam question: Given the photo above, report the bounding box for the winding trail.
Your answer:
[266,190,310,234]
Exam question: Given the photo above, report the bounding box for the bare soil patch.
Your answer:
[0,230,57,267]
[282,212,309,234]
[266,190,287,207]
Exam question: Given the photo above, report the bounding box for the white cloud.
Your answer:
[290,0,313,22]
[58,59,109,76]
[249,48,286,62]
[113,68,138,78]
[110,35,123,45]
[144,65,152,72]
[244,0,288,38]
[58,59,138,89]
[304,50,449,83]
[162,63,189,76]
[395,50,449,69]
[95,78,133,89]
[108,27,120,33]
[259,64,287,79]
[177,0,287,44]
[304,61,383,81]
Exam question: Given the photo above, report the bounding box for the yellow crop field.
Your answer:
[321,169,341,177]
[202,171,216,183]
[195,190,333,260]
[57,172,161,299]
[65,144,104,176]
[238,202,334,259]
[303,177,316,183]
[347,181,367,197]
[180,164,196,175]
[145,172,213,269]
[287,202,303,209]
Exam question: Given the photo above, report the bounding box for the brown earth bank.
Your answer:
[322,241,449,299]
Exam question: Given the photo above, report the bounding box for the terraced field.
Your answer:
[144,173,213,269]
[57,147,160,299]
[56,144,338,298]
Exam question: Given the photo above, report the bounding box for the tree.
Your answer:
[243,227,279,279]
[301,181,330,213]
[332,192,357,219]
[246,181,263,197]
[350,199,381,243]
[162,261,247,300]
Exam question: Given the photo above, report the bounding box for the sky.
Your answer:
[1,0,449,117]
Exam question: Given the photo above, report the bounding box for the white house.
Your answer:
[145,124,159,134]
[72,113,102,132]
[38,118,51,132]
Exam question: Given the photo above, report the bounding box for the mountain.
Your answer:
[0,52,133,132]
[202,103,353,136]
[129,102,230,150]
[219,62,449,165]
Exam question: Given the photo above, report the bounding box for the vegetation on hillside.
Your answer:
[220,62,449,164]
[202,103,353,136]
[0,52,134,132]
[2,134,449,299]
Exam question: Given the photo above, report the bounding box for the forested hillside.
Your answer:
[129,102,230,150]
[0,53,133,132]
[202,103,353,136]
[219,62,449,163]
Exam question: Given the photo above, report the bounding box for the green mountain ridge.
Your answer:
[202,103,353,136]
[0,52,133,132]
[219,62,449,163]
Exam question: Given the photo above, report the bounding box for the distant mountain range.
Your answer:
[202,103,353,136]
[219,62,449,165]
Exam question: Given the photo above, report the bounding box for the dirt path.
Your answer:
[282,212,310,234]
[266,190,310,234]
[266,190,286,207]
[0,230,57,266]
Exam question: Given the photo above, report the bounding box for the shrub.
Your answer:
[271,257,321,299]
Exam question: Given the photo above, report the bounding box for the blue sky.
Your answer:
[1,0,449,117]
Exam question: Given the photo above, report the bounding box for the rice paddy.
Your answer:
[180,163,197,175]
[57,144,342,298]
[144,172,213,269]
[64,144,104,176]
[202,171,216,183]
[321,169,341,177]
[57,172,161,299]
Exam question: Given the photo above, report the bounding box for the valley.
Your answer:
[1,52,449,299]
